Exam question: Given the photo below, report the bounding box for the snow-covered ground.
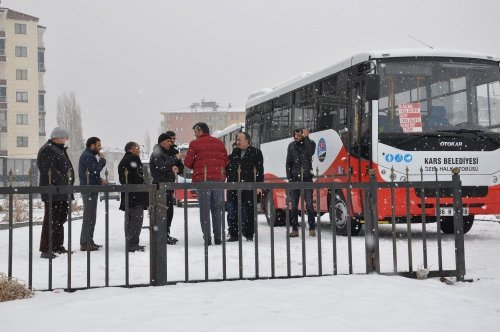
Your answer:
[1,200,500,331]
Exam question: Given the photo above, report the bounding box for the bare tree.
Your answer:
[56,92,84,179]
[144,131,151,158]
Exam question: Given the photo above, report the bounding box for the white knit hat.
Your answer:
[50,127,70,139]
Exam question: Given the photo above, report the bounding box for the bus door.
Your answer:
[348,75,371,216]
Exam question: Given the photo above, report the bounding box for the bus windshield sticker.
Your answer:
[398,103,423,133]
[317,138,326,162]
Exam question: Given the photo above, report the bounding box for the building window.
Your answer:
[0,39,5,56]
[16,114,28,125]
[17,136,29,147]
[38,93,45,112]
[39,112,46,136]
[15,46,28,57]
[16,92,28,102]
[15,23,27,34]
[0,87,6,102]
[0,110,7,131]
[38,50,45,72]
[16,69,28,80]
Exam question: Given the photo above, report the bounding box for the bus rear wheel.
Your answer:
[264,192,286,227]
[328,191,362,236]
[440,215,474,234]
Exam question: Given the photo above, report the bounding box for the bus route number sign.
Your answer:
[439,207,469,216]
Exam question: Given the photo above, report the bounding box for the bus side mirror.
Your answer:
[365,74,380,101]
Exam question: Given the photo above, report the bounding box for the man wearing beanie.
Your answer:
[149,133,183,244]
[37,127,75,259]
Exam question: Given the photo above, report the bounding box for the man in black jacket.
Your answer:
[286,128,316,237]
[150,133,182,245]
[37,127,75,259]
[226,132,264,241]
[165,130,185,175]
[118,142,149,252]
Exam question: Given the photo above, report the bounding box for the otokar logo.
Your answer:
[440,141,463,147]
[317,138,326,162]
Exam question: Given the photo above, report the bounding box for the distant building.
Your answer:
[160,100,245,145]
[0,7,46,186]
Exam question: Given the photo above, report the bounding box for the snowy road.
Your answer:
[1,201,500,331]
[1,200,499,289]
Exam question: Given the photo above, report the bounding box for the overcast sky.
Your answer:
[5,0,500,149]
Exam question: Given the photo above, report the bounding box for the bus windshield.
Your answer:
[377,58,500,135]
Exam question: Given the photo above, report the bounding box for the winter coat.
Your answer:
[118,152,149,210]
[286,137,316,182]
[37,140,75,202]
[226,146,264,183]
[149,144,180,184]
[184,133,228,182]
[78,148,106,185]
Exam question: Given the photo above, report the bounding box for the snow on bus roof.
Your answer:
[246,48,500,109]
[212,122,245,138]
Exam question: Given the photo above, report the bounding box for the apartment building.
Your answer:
[161,100,245,145]
[0,8,46,186]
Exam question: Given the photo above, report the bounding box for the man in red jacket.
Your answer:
[184,122,228,245]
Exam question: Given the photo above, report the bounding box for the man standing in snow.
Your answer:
[37,127,75,259]
[286,128,316,238]
[149,132,182,245]
[184,122,228,245]
[118,142,149,252]
[226,132,264,242]
[78,137,107,251]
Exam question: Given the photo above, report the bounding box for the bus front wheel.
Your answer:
[328,191,362,236]
[440,215,474,234]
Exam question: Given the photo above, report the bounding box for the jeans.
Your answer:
[289,188,315,230]
[198,186,223,243]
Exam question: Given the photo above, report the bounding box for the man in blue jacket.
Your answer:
[78,137,107,251]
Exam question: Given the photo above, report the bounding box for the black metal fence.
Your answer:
[0,168,466,291]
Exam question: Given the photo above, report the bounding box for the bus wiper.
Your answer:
[436,128,500,145]
[398,132,456,145]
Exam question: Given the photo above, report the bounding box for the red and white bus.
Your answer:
[245,49,500,235]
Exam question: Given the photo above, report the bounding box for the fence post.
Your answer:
[365,169,380,274]
[150,183,167,286]
[451,167,466,282]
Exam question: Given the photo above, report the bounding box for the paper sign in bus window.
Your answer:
[398,103,423,133]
